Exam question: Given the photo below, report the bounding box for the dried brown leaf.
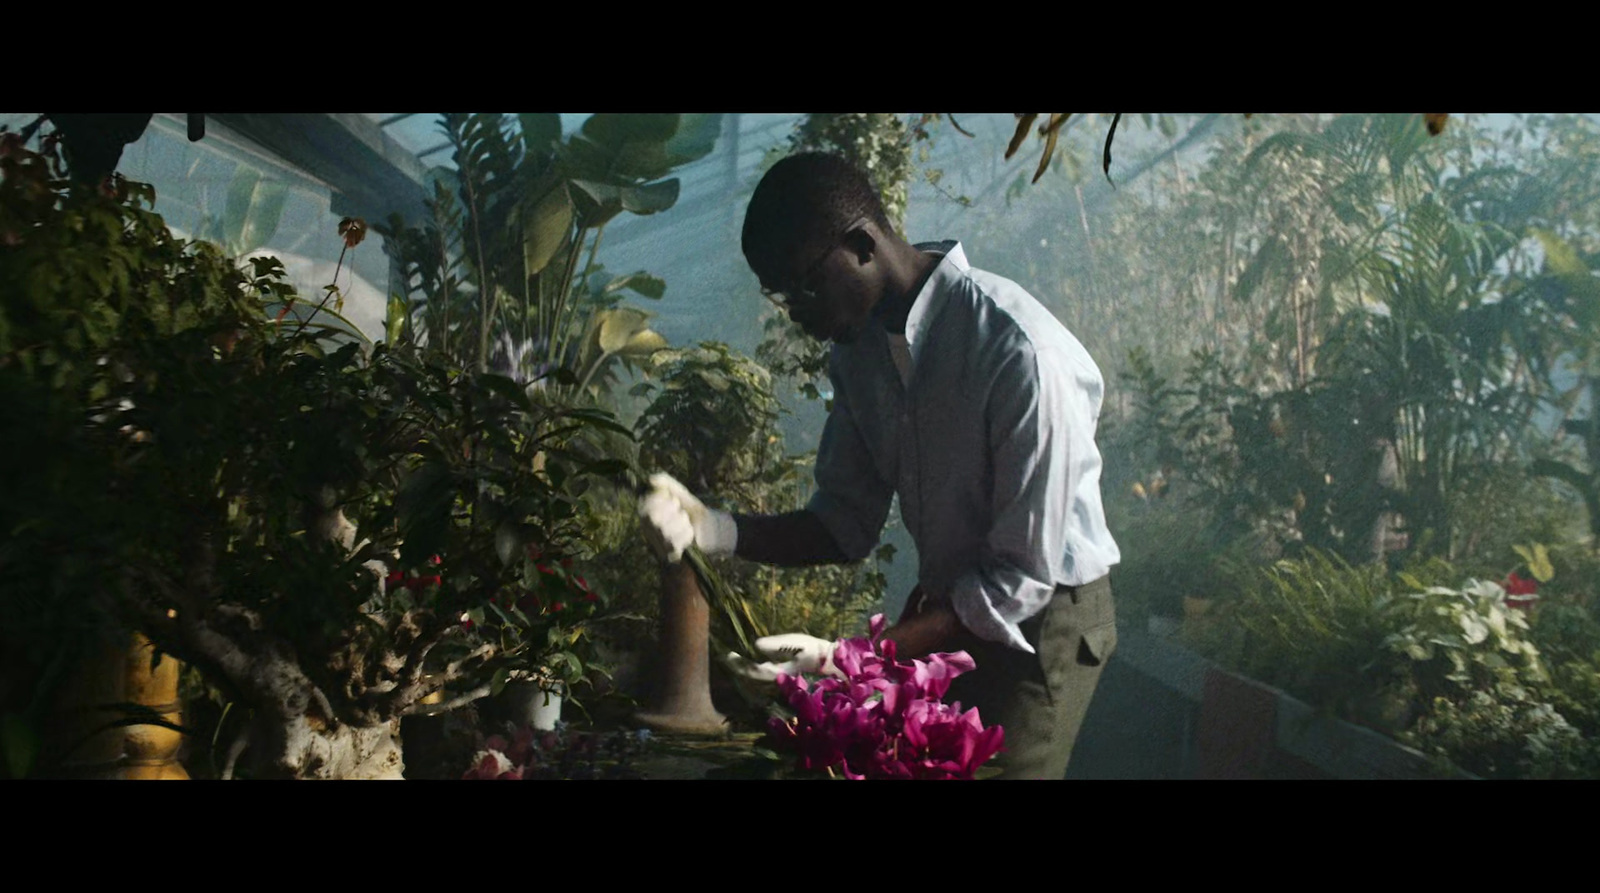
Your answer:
[1006,114,1038,160]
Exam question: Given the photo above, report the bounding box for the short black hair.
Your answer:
[741,152,892,283]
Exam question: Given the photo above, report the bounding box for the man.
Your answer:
[640,151,1120,779]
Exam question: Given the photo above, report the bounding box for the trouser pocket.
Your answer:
[1041,576,1117,693]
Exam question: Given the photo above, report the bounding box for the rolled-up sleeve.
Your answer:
[805,363,895,562]
[947,340,1082,654]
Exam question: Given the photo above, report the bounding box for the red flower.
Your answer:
[429,555,442,566]
[573,575,597,603]
[1504,572,1538,596]
[385,570,406,586]
[339,216,368,250]
[551,602,566,613]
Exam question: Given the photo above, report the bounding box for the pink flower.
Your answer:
[766,613,1003,780]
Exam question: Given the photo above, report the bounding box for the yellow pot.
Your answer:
[44,633,188,779]
[118,634,189,780]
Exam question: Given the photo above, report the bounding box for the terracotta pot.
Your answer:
[634,561,727,736]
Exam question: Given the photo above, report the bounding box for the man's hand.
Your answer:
[883,600,964,660]
[638,472,737,563]
[725,633,843,682]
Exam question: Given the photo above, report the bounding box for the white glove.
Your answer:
[638,472,737,563]
[725,633,843,682]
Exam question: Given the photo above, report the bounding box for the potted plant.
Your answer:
[489,550,609,731]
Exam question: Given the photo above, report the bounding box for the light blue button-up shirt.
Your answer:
[806,241,1121,653]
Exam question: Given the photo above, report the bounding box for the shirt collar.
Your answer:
[901,240,967,353]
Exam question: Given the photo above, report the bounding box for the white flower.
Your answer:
[471,749,513,776]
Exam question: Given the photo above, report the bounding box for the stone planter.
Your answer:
[1108,627,1471,779]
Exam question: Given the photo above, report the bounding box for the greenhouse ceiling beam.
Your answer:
[207,113,431,227]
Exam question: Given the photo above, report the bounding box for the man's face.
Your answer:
[759,221,877,344]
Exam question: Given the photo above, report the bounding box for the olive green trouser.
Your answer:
[941,576,1117,780]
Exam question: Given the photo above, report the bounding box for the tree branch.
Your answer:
[404,683,493,717]
[445,642,497,679]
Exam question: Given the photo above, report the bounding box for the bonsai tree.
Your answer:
[0,133,627,778]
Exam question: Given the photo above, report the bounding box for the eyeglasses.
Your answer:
[759,216,870,311]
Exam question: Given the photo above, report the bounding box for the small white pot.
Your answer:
[511,682,564,731]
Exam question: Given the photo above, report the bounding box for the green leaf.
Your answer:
[239,181,288,255]
[386,293,408,345]
[622,179,680,215]
[580,114,681,150]
[523,182,573,276]
[664,114,723,166]
[223,167,262,251]
[603,272,667,300]
[495,521,521,566]
[568,180,625,228]
[594,307,655,355]
[487,599,516,626]
[490,667,512,697]
[1234,234,1290,305]
[620,330,668,357]
[220,167,289,255]
[518,113,563,152]
[1512,543,1555,583]
[480,373,533,411]
[1533,228,1590,278]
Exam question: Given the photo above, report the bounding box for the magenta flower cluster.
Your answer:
[766,614,1006,779]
